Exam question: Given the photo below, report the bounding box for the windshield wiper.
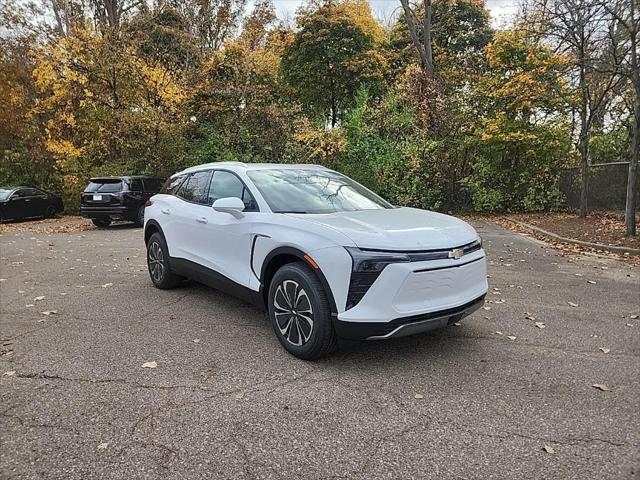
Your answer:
[274,210,310,214]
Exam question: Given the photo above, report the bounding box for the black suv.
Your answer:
[80,176,164,227]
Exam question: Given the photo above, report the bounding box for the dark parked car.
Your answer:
[0,186,63,223]
[80,176,164,227]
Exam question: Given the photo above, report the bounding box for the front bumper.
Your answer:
[334,251,488,340]
[334,294,485,339]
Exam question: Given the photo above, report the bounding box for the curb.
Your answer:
[506,219,640,255]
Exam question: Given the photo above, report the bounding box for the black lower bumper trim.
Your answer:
[333,294,486,340]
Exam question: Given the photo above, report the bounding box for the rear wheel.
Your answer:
[147,232,182,289]
[268,262,337,360]
[134,205,145,227]
[45,205,56,218]
[92,218,111,228]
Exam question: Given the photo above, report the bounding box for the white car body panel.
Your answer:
[145,162,488,339]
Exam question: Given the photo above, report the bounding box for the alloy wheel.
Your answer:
[273,279,314,346]
[148,241,165,284]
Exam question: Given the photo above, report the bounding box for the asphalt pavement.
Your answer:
[1,220,639,479]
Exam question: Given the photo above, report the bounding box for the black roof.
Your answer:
[89,176,164,181]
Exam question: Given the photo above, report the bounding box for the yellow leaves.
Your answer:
[46,139,82,159]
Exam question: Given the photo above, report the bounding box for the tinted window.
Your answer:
[208,171,258,211]
[143,178,163,192]
[161,175,186,195]
[247,169,392,214]
[22,188,43,197]
[177,171,212,204]
[129,179,143,191]
[12,189,29,198]
[85,180,123,193]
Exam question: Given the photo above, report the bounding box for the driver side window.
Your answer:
[208,171,258,211]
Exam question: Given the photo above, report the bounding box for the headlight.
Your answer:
[345,247,410,272]
[344,247,410,310]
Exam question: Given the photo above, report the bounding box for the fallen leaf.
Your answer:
[414,393,424,399]
[542,445,555,454]
[452,322,461,326]
[591,384,610,391]
[535,322,546,329]
[495,331,503,335]
[233,391,245,400]
[574,273,583,277]
[141,361,157,369]
[507,335,517,340]
[630,315,639,319]
[626,323,634,327]
[101,283,113,288]
[3,371,15,376]
[192,338,200,343]
[34,296,45,301]
[599,347,610,354]
[525,315,536,321]
[587,280,596,284]
[483,306,491,311]
[25,304,34,308]
[97,442,109,450]
[40,310,58,316]
[567,302,579,308]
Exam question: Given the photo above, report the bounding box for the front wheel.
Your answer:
[268,262,337,360]
[147,232,182,289]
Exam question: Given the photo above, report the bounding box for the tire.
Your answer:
[134,205,145,227]
[146,232,182,289]
[268,262,337,360]
[92,218,111,228]
[46,205,57,218]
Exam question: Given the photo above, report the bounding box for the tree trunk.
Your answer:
[627,115,639,235]
[625,13,639,236]
[423,0,433,77]
[578,62,589,218]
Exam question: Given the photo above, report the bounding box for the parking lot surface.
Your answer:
[1,221,639,479]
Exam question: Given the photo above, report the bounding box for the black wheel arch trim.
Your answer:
[259,246,338,318]
[144,219,165,244]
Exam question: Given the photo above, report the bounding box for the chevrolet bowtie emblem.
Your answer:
[449,248,464,259]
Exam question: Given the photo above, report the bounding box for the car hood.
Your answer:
[291,207,479,250]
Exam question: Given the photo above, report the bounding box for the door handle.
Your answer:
[161,208,170,215]
[195,217,208,224]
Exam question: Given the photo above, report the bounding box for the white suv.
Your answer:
[144,163,488,359]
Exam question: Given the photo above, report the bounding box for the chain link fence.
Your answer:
[559,162,639,211]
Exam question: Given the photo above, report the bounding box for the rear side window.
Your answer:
[208,171,258,211]
[129,179,143,191]
[85,180,123,193]
[177,171,212,204]
[143,178,163,192]
[160,175,186,195]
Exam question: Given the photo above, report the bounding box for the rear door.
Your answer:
[25,188,48,216]
[168,170,214,263]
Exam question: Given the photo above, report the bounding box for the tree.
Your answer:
[281,1,385,128]
[528,0,624,218]
[598,0,640,235]
[465,29,573,211]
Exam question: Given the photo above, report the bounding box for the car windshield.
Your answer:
[85,180,123,193]
[0,188,13,201]
[247,168,393,214]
